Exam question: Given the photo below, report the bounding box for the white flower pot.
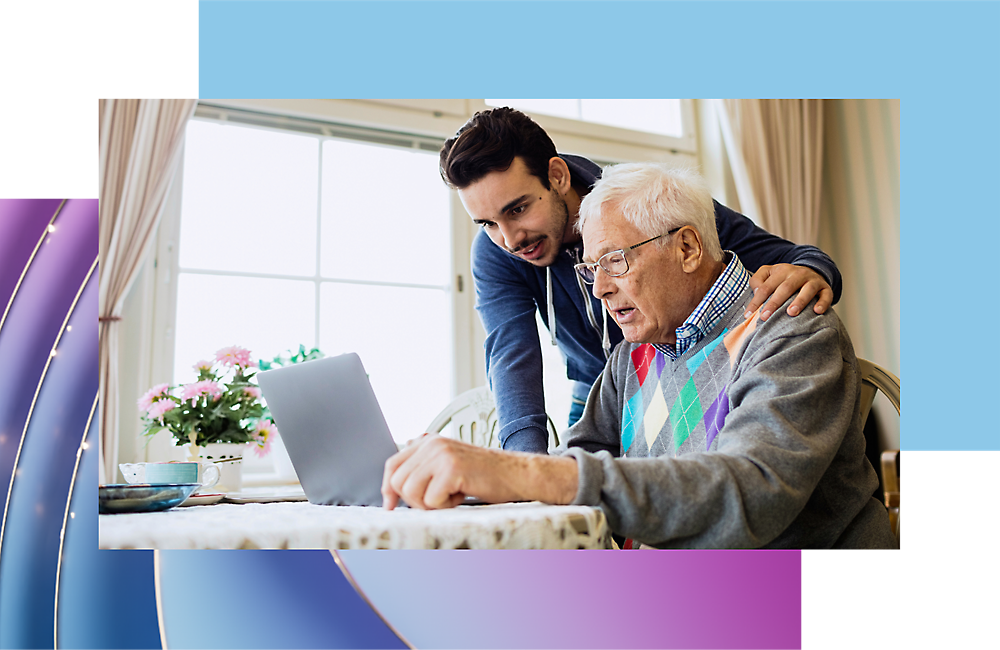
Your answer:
[190,442,246,493]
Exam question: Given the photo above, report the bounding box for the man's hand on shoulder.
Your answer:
[745,264,833,322]
[381,434,578,510]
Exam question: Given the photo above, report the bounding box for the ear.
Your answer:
[676,226,705,274]
[548,157,571,194]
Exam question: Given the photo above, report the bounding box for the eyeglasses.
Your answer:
[574,227,682,284]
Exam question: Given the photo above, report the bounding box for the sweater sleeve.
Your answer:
[471,231,550,453]
[562,311,859,548]
[714,201,843,304]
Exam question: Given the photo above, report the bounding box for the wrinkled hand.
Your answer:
[381,434,577,510]
[745,264,833,322]
[382,435,506,510]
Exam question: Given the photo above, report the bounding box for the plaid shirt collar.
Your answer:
[653,251,749,360]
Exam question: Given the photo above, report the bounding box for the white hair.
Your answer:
[578,163,722,262]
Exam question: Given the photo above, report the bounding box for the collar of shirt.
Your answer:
[652,251,750,360]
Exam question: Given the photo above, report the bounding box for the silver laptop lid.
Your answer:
[256,353,398,506]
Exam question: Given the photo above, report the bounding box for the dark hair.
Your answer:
[439,107,557,190]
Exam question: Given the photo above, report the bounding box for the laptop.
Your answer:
[256,353,401,506]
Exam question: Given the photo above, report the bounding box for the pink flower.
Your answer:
[179,380,223,405]
[137,383,171,411]
[193,359,214,372]
[243,386,262,399]
[251,419,278,458]
[215,345,256,368]
[146,399,176,421]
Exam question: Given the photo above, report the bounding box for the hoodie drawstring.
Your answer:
[546,266,557,345]
[602,300,611,357]
[570,245,611,360]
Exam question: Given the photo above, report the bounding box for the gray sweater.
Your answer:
[557,283,897,549]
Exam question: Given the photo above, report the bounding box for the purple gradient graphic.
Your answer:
[158,550,407,649]
[0,199,101,648]
[0,275,98,648]
[0,199,64,312]
[340,550,801,649]
[0,199,99,518]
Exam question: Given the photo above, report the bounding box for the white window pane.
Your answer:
[320,140,450,286]
[180,120,319,276]
[486,99,581,120]
[319,283,452,444]
[487,99,683,138]
[173,274,315,385]
[580,99,682,137]
[536,313,573,431]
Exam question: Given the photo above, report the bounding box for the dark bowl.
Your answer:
[99,483,201,514]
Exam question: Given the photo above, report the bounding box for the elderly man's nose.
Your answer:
[592,270,615,299]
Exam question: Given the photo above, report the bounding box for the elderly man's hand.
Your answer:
[745,264,834,322]
[381,434,578,510]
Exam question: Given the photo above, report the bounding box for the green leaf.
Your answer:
[142,425,167,438]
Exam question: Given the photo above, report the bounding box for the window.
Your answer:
[175,117,453,447]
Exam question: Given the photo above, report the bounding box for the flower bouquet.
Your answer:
[138,345,277,459]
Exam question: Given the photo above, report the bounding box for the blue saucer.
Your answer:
[99,483,201,514]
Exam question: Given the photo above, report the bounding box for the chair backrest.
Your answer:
[857,358,901,543]
[426,387,559,450]
[858,358,900,423]
[426,387,500,447]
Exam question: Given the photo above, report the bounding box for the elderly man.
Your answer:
[383,163,896,549]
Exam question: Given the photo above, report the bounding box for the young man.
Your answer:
[440,107,842,454]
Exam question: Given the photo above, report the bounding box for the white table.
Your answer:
[99,500,612,549]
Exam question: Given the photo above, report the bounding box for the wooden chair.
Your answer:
[426,387,559,450]
[857,358,901,542]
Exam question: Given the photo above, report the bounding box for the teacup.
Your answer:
[119,461,221,493]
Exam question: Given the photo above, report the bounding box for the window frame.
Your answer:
[472,99,697,154]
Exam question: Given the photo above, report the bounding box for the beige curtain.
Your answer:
[714,99,824,245]
[818,99,900,448]
[98,99,197,481]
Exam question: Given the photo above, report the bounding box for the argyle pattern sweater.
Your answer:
[620,319,747,460]
[559,285,897,549]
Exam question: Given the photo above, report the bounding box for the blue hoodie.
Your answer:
[471,154,842,453]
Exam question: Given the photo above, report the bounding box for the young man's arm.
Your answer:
[471,230,550,453]
[715,201,842,320]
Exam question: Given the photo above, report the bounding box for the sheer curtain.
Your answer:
[98,99,196,482]
[714,99,824,245]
